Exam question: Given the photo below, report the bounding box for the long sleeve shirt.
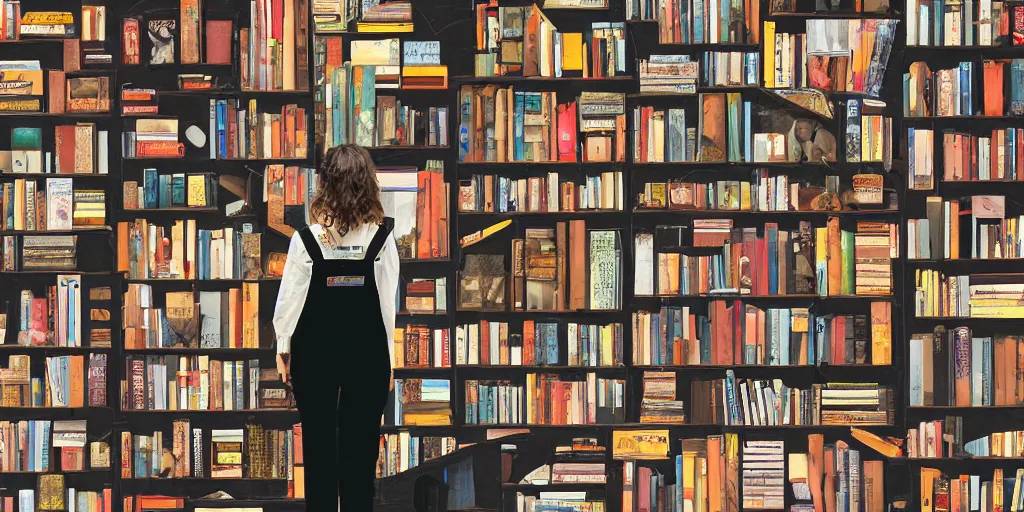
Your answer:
[272,222,399,368]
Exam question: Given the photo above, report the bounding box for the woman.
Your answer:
[273,144,399,511]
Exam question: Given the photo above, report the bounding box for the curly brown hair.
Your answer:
[311,144,384,235]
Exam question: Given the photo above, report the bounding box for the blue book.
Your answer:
[541,323,558,365]
[514,92,525,161]
[743,100,752,161]
[143,168,158,208]
[780,309,791,366]
[934,0,943,48]
[700,317,711,364]
[158,175,172,208]
[909,336,922,405]
[216,100,227,158]
[651,312,660,364]
[960,62,972,115]
[766,224,778,294]
[693,0,704,43]
[720,0,729,43]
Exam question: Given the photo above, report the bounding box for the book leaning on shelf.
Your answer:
[459,171,624,213]
[690,371,895,426]
[764,19,897,97]
[377,433,457,478]
[907,195,1024,260]
[632,300,893,366]
[474,3,627,78]
[625,0,761,44]
[0,354,104,408]
[453,320,623,366]
[909,327,1024,407]
[634,220,898,298]
[913,271,1024,318]
[504,222,621,312]
[123,287,260,349]
[0,420,95,473]
[116,220,262,280]
[239,0,310,91]
[120,356,291,411]
[120,423,301,483]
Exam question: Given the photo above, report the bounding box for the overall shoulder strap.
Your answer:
[297,227,325,264]
[363,217,395,261]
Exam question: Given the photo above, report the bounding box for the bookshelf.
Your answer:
[2,0,1018,509]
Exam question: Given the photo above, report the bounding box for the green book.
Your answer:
[841,230,855,296]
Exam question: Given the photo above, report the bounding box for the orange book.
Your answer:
[68,356,84,407]
[1017,337,1024,404]
[807,433,824,512]
[228,288,241,348]
[1002,336,1017,405]
[523,320,535,365]
[480,320,490,365]
[117,222,130,272]
[708,436,723,512]
[984,60,1005,116]
[826,217,842,296]
[416,171,431,259]
[823,446,836,512]
[949,200,960,259]
[568,220,587,310]
[271,118,282,158]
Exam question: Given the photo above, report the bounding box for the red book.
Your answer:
[523,321,535,366]
[480,320,490,366]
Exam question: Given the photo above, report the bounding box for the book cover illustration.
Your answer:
[123,18,141,64]
[148,20,176,65]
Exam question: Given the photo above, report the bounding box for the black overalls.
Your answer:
[290,218,394,512]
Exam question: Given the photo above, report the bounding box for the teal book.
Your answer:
[171,173,185,206]
[158,175,172,208]
[11,127,41,150]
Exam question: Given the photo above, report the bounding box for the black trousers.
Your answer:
[292,352,390,511]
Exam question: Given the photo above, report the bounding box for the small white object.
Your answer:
[185,125,207,148]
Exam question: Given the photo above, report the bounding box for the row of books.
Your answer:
[123,287,261,350]
[393,378,453,426]
[451,321,624,367]
[0,487,113,512]
[458,88,627,163]
[635,172,886,211]
[117,221,262,280]
[640,371,685,423]
[788,436,885,512]
[908,127,1024,188]
[626,0,760,44]
[2,235,79,272]
[466,373,627,425]
[632,301,892,366]
[310,0,413,33]
[516,495,604,512]
[240,0,309,92]
[904,60,1024,117]
[764,19,897,97]
[378,165,449,260]
[211,101,308,160]
[507,223,622,312]
[634,220,897,297]
[907,0,1010,46]
[458,172,625,213]
[918,468,1023,512]
[907,195,1024,260]
[0,354,106,408]
[632,95,845,164]
[0,180,105,231]
[621,435,739,512]
[376,433,457,478]
[123,171,218,210]
[474,4,626,78]
[908,417,964,458]
[400,277,446,314]
[120,356,291,412]
[913,271,1023,318]
[121,423,299,482]
[316,37,449,150]
[393,326,449,368]
[692,373,894,426]
[1,124,109,175]
[910,327,1024,407]
[122,119,184,159]
[10,278,86,348]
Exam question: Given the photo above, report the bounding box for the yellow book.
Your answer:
[561,33,584,71]
[815,227,828,294]
[401,65,449,89]
[187,175,207,207]
[850,427,902,457]
[763,21,776,88]
[682,449,696,510]
[600,324,613,366]
[356,21,414,32]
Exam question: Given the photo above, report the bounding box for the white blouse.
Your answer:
[272,223,400,368]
